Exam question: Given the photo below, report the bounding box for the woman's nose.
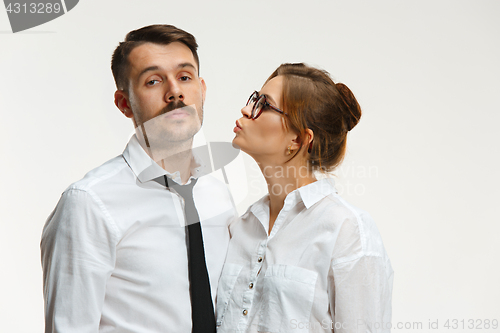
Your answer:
[241,104,252,118]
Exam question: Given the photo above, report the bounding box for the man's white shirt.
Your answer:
[41,134,237,332]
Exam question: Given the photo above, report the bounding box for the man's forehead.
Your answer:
[128,42,198,75]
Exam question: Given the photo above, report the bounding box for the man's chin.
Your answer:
[161,123,201,141]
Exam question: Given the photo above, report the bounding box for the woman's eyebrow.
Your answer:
[263,93,277,105]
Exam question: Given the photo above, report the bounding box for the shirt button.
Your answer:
[257,256,263,263]
[243,309,248,316]
[249,283,254,289]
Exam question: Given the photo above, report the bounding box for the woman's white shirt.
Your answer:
[216,178,393,333]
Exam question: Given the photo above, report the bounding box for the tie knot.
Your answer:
[165,176,198,200]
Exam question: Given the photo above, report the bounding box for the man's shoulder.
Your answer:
[42,155,129,244]
[65,154,130,194]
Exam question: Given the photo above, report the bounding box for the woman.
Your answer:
[216,63,393,332]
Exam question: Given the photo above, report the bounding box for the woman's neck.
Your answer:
[256,159,316,235]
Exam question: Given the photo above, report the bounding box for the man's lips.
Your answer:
[163,108,191,119]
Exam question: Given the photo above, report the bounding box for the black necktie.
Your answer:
[165,176,216,333]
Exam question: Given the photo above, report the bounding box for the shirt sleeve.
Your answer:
[328,214,394,333]
[41,188,118,332]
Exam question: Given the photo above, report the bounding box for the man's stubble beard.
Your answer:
[133,100,204,147]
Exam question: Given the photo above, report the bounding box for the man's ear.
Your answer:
[114,90,133,119]
[199,77,207,103]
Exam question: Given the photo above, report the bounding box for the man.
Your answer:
[41,25,236,332]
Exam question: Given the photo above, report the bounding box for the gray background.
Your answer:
[1,0,499,332]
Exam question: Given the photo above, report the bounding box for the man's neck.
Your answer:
[159,149,194,184]
[144,138,195,184]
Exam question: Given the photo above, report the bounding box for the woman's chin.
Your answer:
[231,141,240,150]
[232,136,243,149]
[232,138,251,156]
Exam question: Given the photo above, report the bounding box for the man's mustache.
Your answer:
[160,101,192,115]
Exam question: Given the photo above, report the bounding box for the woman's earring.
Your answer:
[287,146,291,155]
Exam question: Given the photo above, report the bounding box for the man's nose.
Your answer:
[165,81,184,103]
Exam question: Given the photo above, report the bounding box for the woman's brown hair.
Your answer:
[266,63,362,172]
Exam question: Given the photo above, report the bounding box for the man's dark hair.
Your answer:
[111,24,199,91]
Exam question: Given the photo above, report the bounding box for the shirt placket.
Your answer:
[237,196,297,329]
[237,239,267,328]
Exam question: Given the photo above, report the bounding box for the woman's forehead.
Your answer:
[260,76,284,106]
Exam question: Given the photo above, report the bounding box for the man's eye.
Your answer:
[146,79,160,86]
[179,76,191,81]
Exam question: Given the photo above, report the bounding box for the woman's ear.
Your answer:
[290,129,314,151]
[290,133,302,151]
[288,128,314,152]
[305,129,314,152]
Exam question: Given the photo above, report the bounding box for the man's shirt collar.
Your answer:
[122,133,208,184]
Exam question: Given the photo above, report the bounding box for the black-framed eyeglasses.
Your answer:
[246,91,287,119]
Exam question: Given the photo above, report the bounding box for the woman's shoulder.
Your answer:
[318,193,389,265]
[323,193,373,225]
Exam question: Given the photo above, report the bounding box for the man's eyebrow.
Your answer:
[178,62,196,70]
[138,66,160,79]
[137,63,197,79]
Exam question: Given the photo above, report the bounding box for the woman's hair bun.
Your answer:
[335,82,362,132]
